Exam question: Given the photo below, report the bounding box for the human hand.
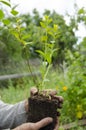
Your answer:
[24,87,63,130]
[30,87,63,130]
[24,87,63,113]
[13,117,53,130]
[30,87,64,111]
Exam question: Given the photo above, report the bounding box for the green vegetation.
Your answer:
[0,0,86,129]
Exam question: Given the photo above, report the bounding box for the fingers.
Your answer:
[40,90,63,103]
[30,87,38,96]
[54,125,59,130]
[30,87,63,109]
[30,87,64,109]
[30,87,63,102]
[41,89,57,96]
[53,117,59,130]
[53,95,64,103]
[34,117,53,129]
[48,90,57,96]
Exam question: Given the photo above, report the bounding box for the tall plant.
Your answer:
[11,15,59,91]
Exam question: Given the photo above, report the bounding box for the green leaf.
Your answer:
[48,31,54,37]
[11,9,19,16]
[83,16,86,22]
[77,89,83,95]
[53,24,58,31]
[2,19,10,25]
[0,10,4,20]
[44,52,51,64]
[40,22,46,28]
[22,34,31,40]
[0,0,11,7]
[47,43,54,48]
[78,8,85,14]
[41,36,47,42]
[12,4,19,10]
[24,42,32,46]
[36,50,45,58]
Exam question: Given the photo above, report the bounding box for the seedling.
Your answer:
[12,15,59,93]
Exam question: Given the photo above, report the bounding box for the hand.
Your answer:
[25,87,63,113]
[30,87,64,111]
[13,117,53,130]
[24,87,63,130]
[30,87,64,130]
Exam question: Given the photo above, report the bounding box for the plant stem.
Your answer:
[41,64,51,89]
[25,47,39,89]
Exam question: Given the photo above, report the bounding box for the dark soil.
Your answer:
[27,94,59,130]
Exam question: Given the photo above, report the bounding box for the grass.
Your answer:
[0,77,34,103]
[0,67,64,103]
[0,68,86,130]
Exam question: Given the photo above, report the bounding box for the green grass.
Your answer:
[0,68,86,130]
[0,77,34,103]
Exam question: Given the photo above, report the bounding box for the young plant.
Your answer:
[36,15,59,91]
[10,15,59,92]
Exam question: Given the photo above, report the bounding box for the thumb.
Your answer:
[35,117,53,129]
[30,87,38,96]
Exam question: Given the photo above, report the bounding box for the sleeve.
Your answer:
[0,100,28,129]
